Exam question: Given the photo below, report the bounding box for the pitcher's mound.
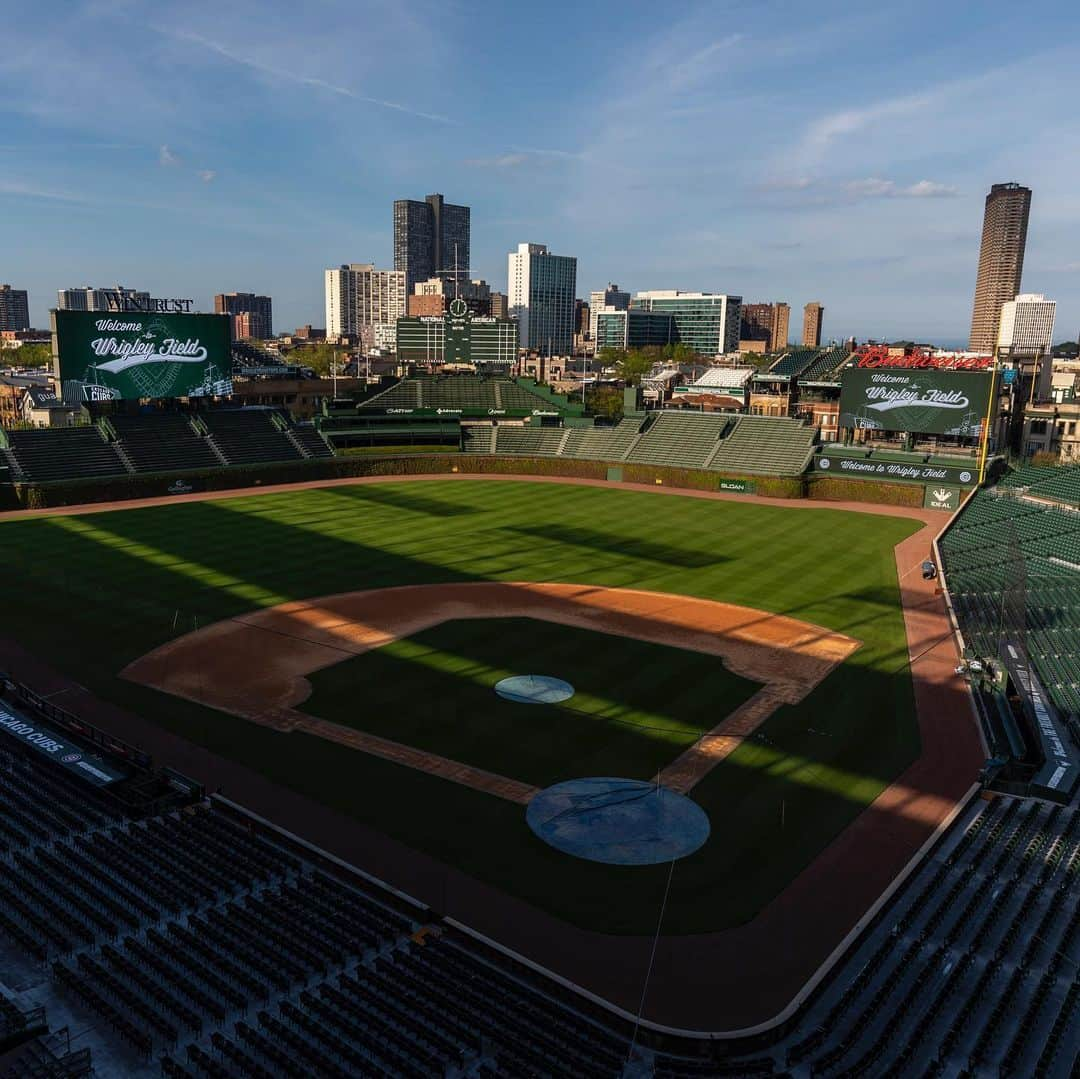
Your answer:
[494,674,575,705]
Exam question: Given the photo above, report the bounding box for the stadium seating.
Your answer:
[940,481,1080,717]
[202,410,305,466]
[109,413,220,474]
[3,426,128,483]
[491,425,566,456]
[360,375,561,415]
[626,411,729,469]
[2,688,1077,1077]
[561,418,643,460]
[287,425,335,459]
[707,415,818,475]
[1002,461,1080,507]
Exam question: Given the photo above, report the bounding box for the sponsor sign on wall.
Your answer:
[923,485,961,511]
[53,309,232,401]
[718,478,755,493]
[0,705,127,786]
[813,453,978,487]
[838,368,993,437]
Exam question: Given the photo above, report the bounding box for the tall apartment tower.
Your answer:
[802,302,824,347]
[741,302,790,352]
[588,284,630,340]
[969,182,1032,354]
[508,243,577,355]
[0,285,30,331]
[214,292,273,339]
[57,286,150,312]
[324,264,406,338]
[393,194,470,296]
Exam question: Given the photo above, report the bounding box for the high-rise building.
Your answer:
[507,243,578,354]
[393,193,471,296]
[595,308,676,352]
[588,284,630,340]
[740,302,790,352]
[489,292,508,319]
[57,286,150,312]
[214,292,273,339]
[324,264,407,338]
[631,292,742,355]
[802,302,824,347]
[0,286,30,331]
[998,294,1056,357]
[969,182,1032,353]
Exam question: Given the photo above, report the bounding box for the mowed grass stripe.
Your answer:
[300,618,753,787]
[0,481,922,932]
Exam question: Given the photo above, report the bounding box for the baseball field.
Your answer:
[0,478,926,936]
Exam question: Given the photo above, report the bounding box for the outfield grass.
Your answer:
[0,480,923,933]
[301,617,761,788]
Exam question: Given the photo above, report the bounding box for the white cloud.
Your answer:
[844,177,958,200]
[158,144,181,167]
[798,92,932,167]
[902,180,959,198]
[465,148,581,169]
[197,169,217,182]
[159,28,452,124]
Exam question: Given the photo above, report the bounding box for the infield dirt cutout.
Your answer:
[123,582,859,805]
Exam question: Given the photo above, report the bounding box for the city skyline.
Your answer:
[2,1,1079,342]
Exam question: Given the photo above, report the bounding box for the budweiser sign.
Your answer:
[855,346,993,371]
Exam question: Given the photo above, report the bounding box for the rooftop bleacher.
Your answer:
[797,346,851,382]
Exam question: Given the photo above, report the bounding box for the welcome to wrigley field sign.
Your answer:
[812,452,978,487]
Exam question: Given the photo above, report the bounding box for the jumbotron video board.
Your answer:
[52,309,233,401]
[838,367,994,437]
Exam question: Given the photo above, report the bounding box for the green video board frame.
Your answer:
[53,309,233,401]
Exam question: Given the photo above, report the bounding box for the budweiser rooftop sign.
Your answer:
[854,346,993,371]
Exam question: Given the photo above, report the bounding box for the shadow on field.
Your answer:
[320,484,477,517]
[508,523,726,570]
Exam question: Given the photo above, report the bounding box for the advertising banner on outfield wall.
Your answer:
[838,368,993,437]
[813,453,979,487]
[52,309,233,401]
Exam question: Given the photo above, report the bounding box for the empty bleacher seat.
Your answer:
[4,426,127,483]
[202,410,304,466]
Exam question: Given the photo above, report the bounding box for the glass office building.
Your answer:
[631,291,741,355]
[594,309,676,351]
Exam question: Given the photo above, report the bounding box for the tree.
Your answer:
[1052,340,1079,359]
[293,342,346,377]
[615,349,654,386]
[8,343,51,368]
[587,385,623,421]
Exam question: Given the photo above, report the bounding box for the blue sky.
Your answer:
[3,0,1079,345]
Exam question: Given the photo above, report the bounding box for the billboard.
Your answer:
[53,309,232,401]
[812,452,978,487]
[838,367,993,437]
